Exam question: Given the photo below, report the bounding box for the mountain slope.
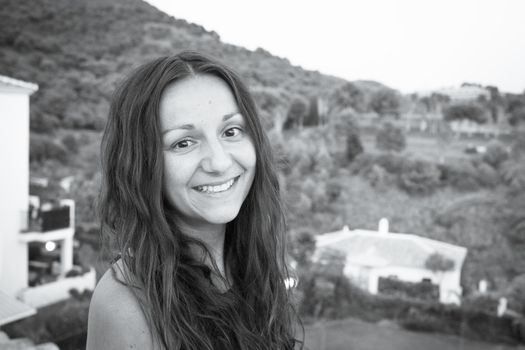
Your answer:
[0,0,348,133]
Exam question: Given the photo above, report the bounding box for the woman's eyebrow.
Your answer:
[223,111,241,122]
[162,112,241,135]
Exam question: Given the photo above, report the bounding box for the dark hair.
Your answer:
[99,51,300,349]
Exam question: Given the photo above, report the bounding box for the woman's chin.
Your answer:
[200,210,240,225]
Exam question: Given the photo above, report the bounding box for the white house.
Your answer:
[0,75,95,326]
[418,85,490,102]
[316,220,468,304]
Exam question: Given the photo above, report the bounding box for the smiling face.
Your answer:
[159,74,256,230]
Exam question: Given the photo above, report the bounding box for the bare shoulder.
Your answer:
[86,260,163,350]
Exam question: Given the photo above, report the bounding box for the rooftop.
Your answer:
[0,75,38,94]
[0,290,35,326]
[317,225,467,270]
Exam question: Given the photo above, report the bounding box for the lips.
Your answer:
[192,175,241,194]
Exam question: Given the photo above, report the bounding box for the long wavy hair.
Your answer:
[99,51,300,349]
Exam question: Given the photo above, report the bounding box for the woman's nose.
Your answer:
[201,141,233,174]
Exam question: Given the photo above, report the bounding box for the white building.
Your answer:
[437,85,490,102]
[0,75,95,326]
[418,85,490,102]
[316,220,468,304]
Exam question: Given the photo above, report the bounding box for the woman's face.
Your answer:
[159,74,256,228]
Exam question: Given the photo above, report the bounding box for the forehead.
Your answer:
[159,74,239,128]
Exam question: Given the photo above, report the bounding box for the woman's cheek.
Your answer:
[163,153,196,191]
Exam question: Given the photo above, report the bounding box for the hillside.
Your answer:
[0,0,351,134]
[1,0,524,302]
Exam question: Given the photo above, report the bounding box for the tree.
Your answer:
[500,131,525,252]
[420,93,450,114]
[314,248,347,278]
[30,134,69,164]
[283,98,307,130]
[443,104,487,124]
[425,253,455,273]
[506,274,525,314]
[303,96,320,127]
[346,131,363,162]
[370,89,401,117]
[328,82,367,114]
[485,85,505,123]
[507,94,525,126]
[297,247,347,318]
[289,230,317,267]
[375,122,406,152]
[502,193,525,245]
[61,134,79,154]
[500,131,525,191]
[424,252,455,297]
[250,88,288,130]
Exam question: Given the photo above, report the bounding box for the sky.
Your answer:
[145,0,525,94]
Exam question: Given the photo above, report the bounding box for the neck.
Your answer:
[175,218,229,286]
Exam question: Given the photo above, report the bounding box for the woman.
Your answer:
[86,51,301,349]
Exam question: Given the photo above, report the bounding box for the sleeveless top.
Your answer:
[110,255,297,349]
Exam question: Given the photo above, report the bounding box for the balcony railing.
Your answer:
[22,206,70,233]
[20,199,75,236]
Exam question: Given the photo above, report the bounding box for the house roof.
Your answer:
[0,290,36,326]
[316,227,467,271]
[0,75,38,94]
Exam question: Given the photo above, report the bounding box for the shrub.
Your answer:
[438,161,482,191]
[444,103,488,124]
[297,269,524,344]
[2,292,91,346]
[30,134,69,163]
[325,178,343,201]
[30,112,60,133]
[475,162,499,188]
[399,307,451,333]
[348,153,377,175]
[507,96,525,126]
[374,152,411,174]
[500,160,525,192]
[289,230,317,267]
[425,252,455,273]
[378,277,439,301]
[375,122,406,152]
[506,274,525,315]
[462,294,500,314]
[399,160,441,195]
[365,164,394,189]
[285,191,312,216]
[61,134,79,154]
[483,141,510,169]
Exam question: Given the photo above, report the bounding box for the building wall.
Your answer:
[439,269,462,304]
[344,264,462,304]
[19,268,97,308]
[0,91,30,296]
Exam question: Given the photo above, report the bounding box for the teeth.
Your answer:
[197,178,235,194]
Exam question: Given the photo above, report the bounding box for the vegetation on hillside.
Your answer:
[3,0,525,292]
[2,0,525,346]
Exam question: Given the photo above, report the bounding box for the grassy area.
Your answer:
[302,317,524,350]
[360,130,510,163]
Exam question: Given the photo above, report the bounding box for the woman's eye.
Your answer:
[224,127,242,138]
[171,139,195,150]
